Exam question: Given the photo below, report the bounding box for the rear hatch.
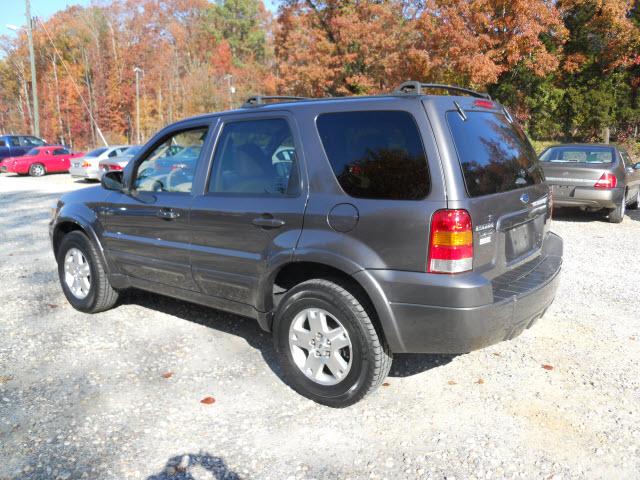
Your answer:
[430,98,551,278]
[539,145,617,196]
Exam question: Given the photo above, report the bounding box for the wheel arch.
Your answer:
[52,217,111,275]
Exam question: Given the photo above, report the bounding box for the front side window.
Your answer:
[447,111,544,197]
[26,148,40,156]
[209,118,299,195]
[54,148,69,155]
[134,127,208,193]
[20,136,44,147]
[316,111,430,200]
[539,146,614,164]
[9,137,20,147]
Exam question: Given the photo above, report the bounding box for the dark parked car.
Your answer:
[49,82,563,407]
[540,144,640,223]
[0,135,46,163]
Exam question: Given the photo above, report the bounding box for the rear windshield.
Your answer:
[539,146,614,164]
[317,110,430,200]
[85,148,108,158]
[447,111,544,197]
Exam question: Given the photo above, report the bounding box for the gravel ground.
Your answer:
[0,172,639,480]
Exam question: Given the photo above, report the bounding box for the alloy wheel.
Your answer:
[63,248,91,299]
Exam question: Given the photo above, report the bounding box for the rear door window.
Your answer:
[447,111,544,197]
[317,111,430,200]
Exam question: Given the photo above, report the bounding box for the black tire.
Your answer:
[628,189,640,210]
[609,197,626,223]
[56,231,119,313]
[28,163,46,177]
[273,278,392,407]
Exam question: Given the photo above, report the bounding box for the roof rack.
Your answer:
[393,81,491,100]
[242,95,310,108]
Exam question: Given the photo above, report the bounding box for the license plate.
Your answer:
[553,185,573,197]
[73,162,80,168]
[506,222,534,260]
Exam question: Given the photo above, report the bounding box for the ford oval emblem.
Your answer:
[520,193,530,204]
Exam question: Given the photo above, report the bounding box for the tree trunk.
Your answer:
[51,57,65,145]
[602,126,610,144]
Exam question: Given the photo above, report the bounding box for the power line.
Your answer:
[35,15,108,146]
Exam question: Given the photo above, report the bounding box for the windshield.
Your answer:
[26,148,40,156]
[85,148,108,158]
[447,111,544,197]
[539,146,614,164]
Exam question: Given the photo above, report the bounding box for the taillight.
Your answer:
[594,172,617,189]
[428,209,473,274]
[81,161,91,168]
[473,99,495,109]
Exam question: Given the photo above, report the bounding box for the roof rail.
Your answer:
[242,95,310,108]
[393,81,491,100]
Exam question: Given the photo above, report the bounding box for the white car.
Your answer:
[69,146,129,180]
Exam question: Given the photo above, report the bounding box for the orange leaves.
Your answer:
[161,372,174,379]
[542,364,554,371]
[200,396,216,405]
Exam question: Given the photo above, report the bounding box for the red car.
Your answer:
[0,146,84,177]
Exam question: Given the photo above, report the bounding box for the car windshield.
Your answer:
[26,148,40,156]
[85,147,108,158]
[539,146,614,164]
[446,111,544,197]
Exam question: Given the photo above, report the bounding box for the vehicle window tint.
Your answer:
[134,127,208,193]
[53,148,69,155]
[539,146,614,164]
[447,111,544,197]
[316,111,430,200]
[209,119,299,195]
[0,140,6,147]
[85,148,108,158]
[108,149,119,158]
[26,148,40,156]
[9,137,20,147]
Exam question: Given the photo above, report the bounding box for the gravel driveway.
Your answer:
[1,173,639,480]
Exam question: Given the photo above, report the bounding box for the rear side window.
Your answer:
[317,111,430,200]
[447,111,544,197]
[539,146,614,164]
[86,148,108,158]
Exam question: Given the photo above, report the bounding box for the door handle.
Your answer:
[252,215,285,229]
[157,208,180,220]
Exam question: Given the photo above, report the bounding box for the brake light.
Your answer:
[428,209,473,274]
[594,172,617,189]
[107,164,122,171]
[473,99,495,109]
[81,161,92,168]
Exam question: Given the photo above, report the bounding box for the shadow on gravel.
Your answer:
[147,453,238,480]
[552,206,640,223]
[118,289,452,381]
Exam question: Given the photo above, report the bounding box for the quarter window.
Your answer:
[134,127,208,193]
[316,111,430,200]
[209,118,299,195]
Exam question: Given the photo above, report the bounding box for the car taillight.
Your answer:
[594,172,617,189]
[428,209,473,274]
[81,161,92,168]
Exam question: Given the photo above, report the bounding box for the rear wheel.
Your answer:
[273,279,392,407]
[609,196,626,223]
[628,189,640,210]
[29,163,45,177]
[57,231,119,313]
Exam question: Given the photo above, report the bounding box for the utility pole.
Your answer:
[25,0,40,137]
[134,67,143,144]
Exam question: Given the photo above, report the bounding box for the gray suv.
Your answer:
[49,82,563,407]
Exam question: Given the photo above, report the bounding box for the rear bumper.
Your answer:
[69,166,100,180]
[357,232,563,354]
[552,185,624,209]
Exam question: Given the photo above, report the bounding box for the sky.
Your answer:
[4,0,278,34]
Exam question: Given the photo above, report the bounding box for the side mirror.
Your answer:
[101,170,124,191]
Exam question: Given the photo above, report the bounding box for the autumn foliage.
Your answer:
[0,0,639,149]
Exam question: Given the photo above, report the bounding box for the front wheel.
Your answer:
[28,163,46,177]
[57,231,119,313]
[609,197,626,223]
[273,279,392,407]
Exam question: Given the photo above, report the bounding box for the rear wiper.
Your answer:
[454,101,467,121]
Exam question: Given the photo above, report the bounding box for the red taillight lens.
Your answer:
[428,209,473,274]
[473,99,495,109]
[81,161,91,168]
[594,172,617,189]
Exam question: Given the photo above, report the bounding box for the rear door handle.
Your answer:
[252,215,285,229]
[157,208,180,220]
